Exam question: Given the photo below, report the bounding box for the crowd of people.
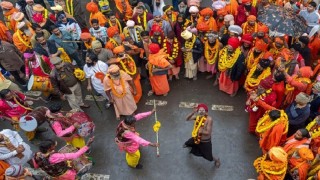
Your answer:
[1,0,320,179]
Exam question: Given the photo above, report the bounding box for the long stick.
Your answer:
[154,99,160,157]
[90,91,103,113]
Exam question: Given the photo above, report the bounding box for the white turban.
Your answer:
[189,6,199,13]
[16,21,26,29]
[126,20,135,27]
[228,25,242,35]
[212,1,226,10]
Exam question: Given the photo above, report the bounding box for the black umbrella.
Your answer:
[257,4,284,31]
[274,10,308,37]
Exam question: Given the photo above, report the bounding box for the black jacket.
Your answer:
[230,53,246,81]
[191,38,203,63]
[33,40,58,57]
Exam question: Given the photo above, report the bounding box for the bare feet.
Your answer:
[193,77,197,81]
[214,158,221,168]
[230,92,237,97]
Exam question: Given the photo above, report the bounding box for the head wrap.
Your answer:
[259,59,271,69]
[280,48,290,61]
[298,147,314,161]
[108,64,120,73]
[86,2,99,13]
[149,43,160,54]
[247,15,256,22]
[0,1,13,9]
[33,4,44,12]
[23,51,35,59]
[299,36,310,45]
[181,30,193,40]
[16,22,26,29]
[313,82,320,91]
[242,0,252,4]
[241,34,254,44]
[80,32,92,40]
[228,25,242,35]
[32,13,44,23]
[269,147,287,163]
[228,37,240,49]
[295,92,311,104]
[51,5,63,11]
[50,57,62,65]
[255,40,268,52]
[212,0,226,10]
[260,76,273,89]
[224,15,235,25]
[197,103,208,112]
[262,51,273,61]
[151,24,162,33]
[258,24,269,33]
[113,45,125,54]
[196,22,210,32]
[126,20,135,27]
[217,8,227,16]
[153,10,161,17]
[275,37,284,45]
[200,8,213,17]
[107,26,119,38]
[13,12,25,22]
[189,6,199,13]
[299,66,313,78]
[163,5,173,13]
[5,165,24,177]
[189,0,201,6]
[91,40,102,49]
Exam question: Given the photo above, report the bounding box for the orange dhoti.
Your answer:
[149,74,170,95]
[132,74,142,103]
[219,71,239,95]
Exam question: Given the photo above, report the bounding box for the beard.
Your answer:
[252,69,263,78]
[208,41,216,46]
[87,62,94,67]
[244,5,252,11]
[253,50,261,57]
[114,36,122,44]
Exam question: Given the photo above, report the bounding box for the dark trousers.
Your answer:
[9,65,26,85]
[68,52,84,68]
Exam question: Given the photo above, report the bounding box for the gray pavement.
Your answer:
[1,73,261,180]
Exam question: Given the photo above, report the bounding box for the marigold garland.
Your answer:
[16,30,32,48]
[119,55,137,76]
[66,0,74,16]
[204,40,219,65]
[108,72,126,98]
[109,19,123,33]
[138,12,147,30]
[285,77,311,94]
[163,38,179,60]
[218,47,241,72]
[245,66,271,91]
[254,154,287,179]
[183,35,196,63]
[306,119,320,139]
[109,38,119,47]
[242,22,258,34]
[246,50,264,69]
[191,116,207,144]
[256,110,288,134]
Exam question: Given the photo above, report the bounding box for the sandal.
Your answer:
[214,158,221,168]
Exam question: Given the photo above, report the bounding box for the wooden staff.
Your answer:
[154,99,160,157]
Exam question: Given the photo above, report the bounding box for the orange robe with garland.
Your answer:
[241,22,258,35]
[197,17,218,32]
[12,29,34,53]
[259,122,288,153]
[148,49,170,95]
[0,20,11,42]
[224,0,238,16]
[114,0,133,21]
[309,36,320,66]
[3,8,19,31]
[289,157,311,180]
[89,11,108,27]
[283,135,311,155]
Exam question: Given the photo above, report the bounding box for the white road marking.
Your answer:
[25,91,42,97]
[145,100,167,106]
[85,95,107,102]
[81,173,110,180]
[179,102,234,111]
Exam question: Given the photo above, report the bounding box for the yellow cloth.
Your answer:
[67,136,85,148]
[126,150,140,167]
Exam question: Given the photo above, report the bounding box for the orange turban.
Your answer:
[269,147,287,163]
[255,40,268,52]
[298,147,314,161]
[242,0,252,3]
[247,15,256,21]
[0,1,13,9]
[86,2,99,13]
[113,45,125,54]
[80,32,92,40]
[280,48,291,61]
[258,24,269,33]
[299,66,313,78]
[200,8,213,17]
[149,43,160,54]
[107,26,119,38]
[197,22,210,32]
[275,37,284,45]
[217,8,227,16]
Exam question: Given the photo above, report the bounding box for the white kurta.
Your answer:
[84,61,108,97]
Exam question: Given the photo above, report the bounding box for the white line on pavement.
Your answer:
[179,102,234,111]
[81,173,110,180]
[145,100,168,106]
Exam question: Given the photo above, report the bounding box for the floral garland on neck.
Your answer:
[191,115,207,144]
[242,22,258,34]
[66,0,74,16]
[119,55,137,76]
[183,35,196,63]
[138,12,147,30]
[153,20,163,29]
[108,72,126,98]
[151,36,162,45]
[218,47,241,72]
[245,66,271,90]
[254,154,287,180]
[246,50,264,69]
[109,19,123,34]
[109,38,119,47]
[16,30,32,48]
[163,38,179,60]
[256,110,288,134]
[306,119,320,139]
[204,40,219,65]
[42,9,48,19]
[270,45,283,57]
[285,76,311,92]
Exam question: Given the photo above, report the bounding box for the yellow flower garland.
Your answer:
[256,110,288,134]
[254,154,287,179]
[119,55,137,76]
[204,40,219,65]
[109,19,123,33]
[285,77,311,94]
[245,66,271,90]
[242,22,258,34]
[138,12,147,30]
[163,38,179,60]
[16,30,32,48]
[183,35,196,63]
[109,38,119,47]
[218,47,241,72]
[191,116,207,144]
[108,73,126,98]
[306,119,320,139]
[66,0,74,16]
[246,50,264,69]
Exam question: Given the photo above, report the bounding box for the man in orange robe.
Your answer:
[112,46,142,103]
[269,37,286,59]
[288,147,314,180]
[0,1,18,31]
[241,15,258,35]
[0,20,12,42]
[198,8,218,32]
[106,26,124,51]
[13,22,34,53]
[283,128,311,155]
[114,0,133,22]
[256,110,288,153]
[224,0,238,16]
[216,9,227,31]
[86,2,107,27]
[147,43,172,96]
